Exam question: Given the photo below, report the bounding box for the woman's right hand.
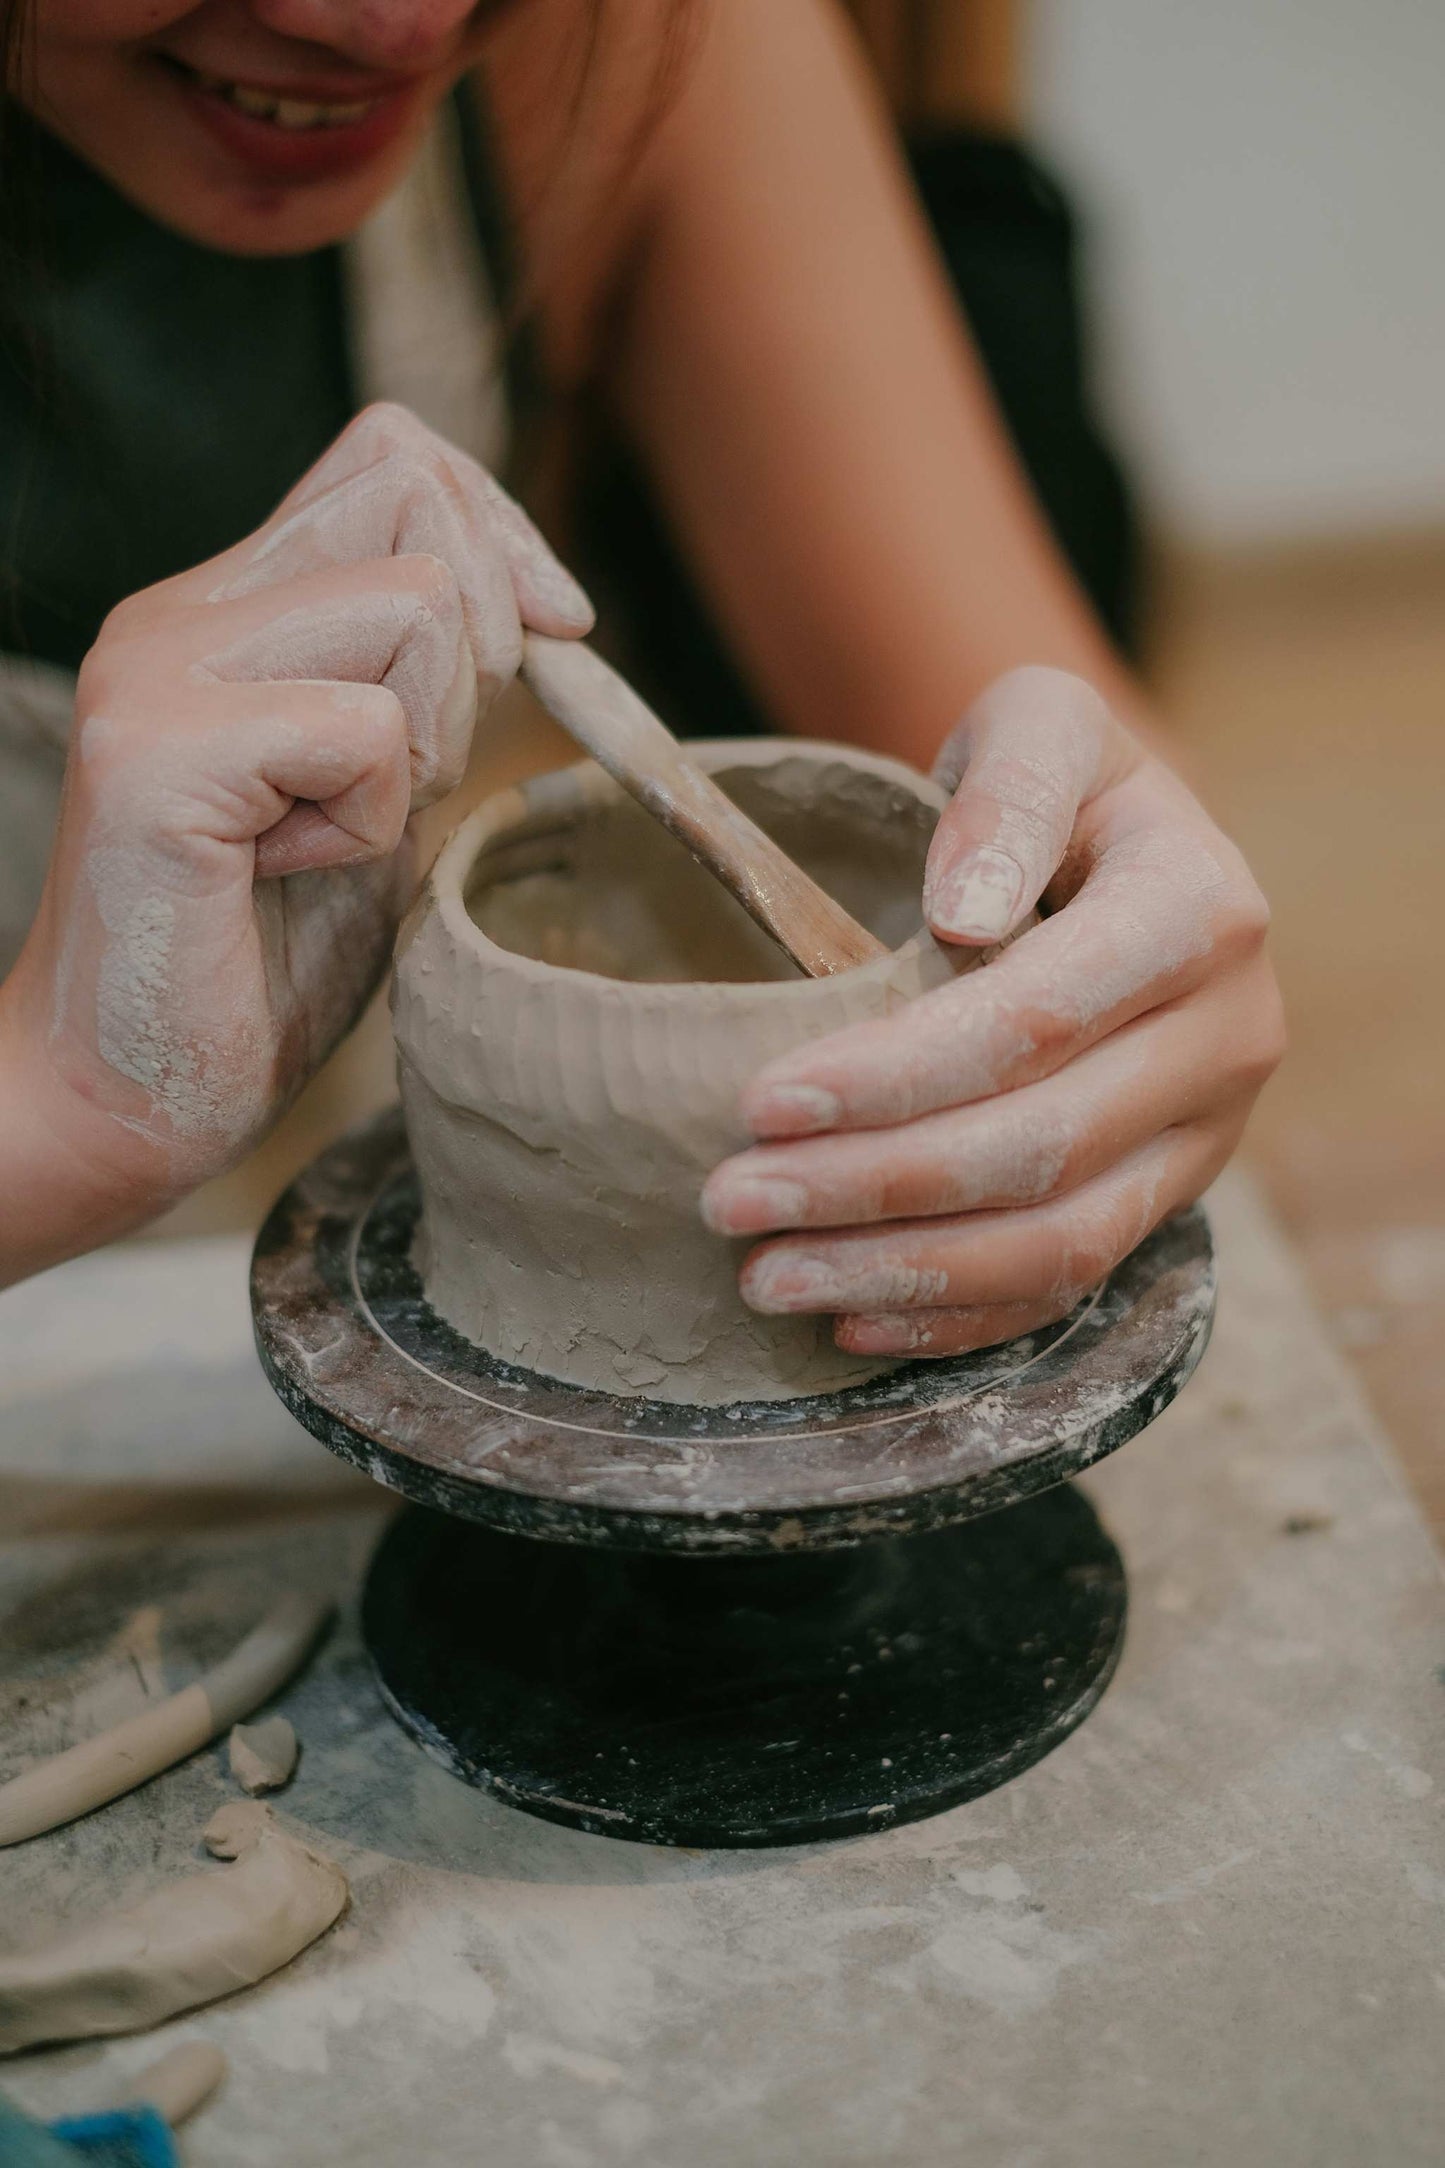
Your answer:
[0,402,592,1281]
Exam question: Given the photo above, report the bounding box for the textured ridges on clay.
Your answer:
[394,742,976,1405]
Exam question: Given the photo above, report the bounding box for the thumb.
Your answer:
[476,467,595,639]
[924,666,1111,945]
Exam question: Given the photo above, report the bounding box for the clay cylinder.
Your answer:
[392,739,978,1405]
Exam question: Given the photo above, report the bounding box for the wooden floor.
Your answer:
[151,536,1445,1536]
[1151,534,1445,1534]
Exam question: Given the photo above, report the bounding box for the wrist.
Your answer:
[0,968,182,1287]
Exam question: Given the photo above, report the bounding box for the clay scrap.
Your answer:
[0,1593,331,1848]
[0,1811,348,2054]
[227,1714,298,1795]
[117,2039,228,2126]
[202,1799,274,1859]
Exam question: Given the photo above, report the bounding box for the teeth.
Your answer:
[188,68,378,130]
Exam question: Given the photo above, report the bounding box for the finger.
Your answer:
[742,813,1267,1138]
[738,1127,1228,1317]
[180,679,412,877]
[473,461,596,636]
[255,846,417,1087]
[705,1002,1228,1235]
[836,1294,1072,1358]
[210,451,521,731]
[207,402,591,650]
[193,555,476,807]
[923,666,1118,944]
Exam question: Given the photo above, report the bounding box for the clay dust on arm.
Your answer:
[0,403,593,1292]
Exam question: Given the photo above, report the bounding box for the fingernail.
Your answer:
[745,1083,841,1138]
[742,1253,840,1314]
[701,1176,809,1236]
[522,555,594,632]
[926,848,1024,941]
[838,1312,934,1354]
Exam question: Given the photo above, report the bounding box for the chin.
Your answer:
[34,58,446,259]
[138,143,426,257]
[84,126,427,257]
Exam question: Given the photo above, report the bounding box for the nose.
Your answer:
[247,0,481,72]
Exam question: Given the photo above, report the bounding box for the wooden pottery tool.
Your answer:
[520,634,887,978]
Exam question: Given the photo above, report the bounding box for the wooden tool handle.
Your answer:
[520,636,887,978]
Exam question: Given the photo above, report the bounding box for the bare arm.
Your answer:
[605,0,1143,767]
[584,1,1281,1359]
[482,2,1280,1366]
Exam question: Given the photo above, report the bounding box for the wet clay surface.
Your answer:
[393,743,974,1405]
[467,755,939,985]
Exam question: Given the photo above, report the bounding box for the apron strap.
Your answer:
[343,93,512,473]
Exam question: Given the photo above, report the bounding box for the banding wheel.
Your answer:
[252,1109,1214,1848]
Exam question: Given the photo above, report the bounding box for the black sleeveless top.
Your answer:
[0,91,529,673]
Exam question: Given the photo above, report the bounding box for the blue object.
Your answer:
[0,2095,178,2168]
[46,2108,175,2168]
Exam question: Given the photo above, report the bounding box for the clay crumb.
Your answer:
[0,1593,329,1851]
[228,1714,299,1794]
[204,1799,273,1859]
[121,2039,228,2125]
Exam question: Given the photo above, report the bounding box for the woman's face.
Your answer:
[24,0,498,253]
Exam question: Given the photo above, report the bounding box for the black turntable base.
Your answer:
[253,1110,1213,1847]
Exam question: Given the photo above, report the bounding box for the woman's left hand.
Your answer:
[702,666,1285,1357]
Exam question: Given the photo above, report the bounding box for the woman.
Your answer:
[0,0,1283,1357]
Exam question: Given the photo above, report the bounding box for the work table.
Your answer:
[1,1170,1441,2165]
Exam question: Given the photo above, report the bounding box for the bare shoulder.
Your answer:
[473,0,869,388]
[473,0,704,387]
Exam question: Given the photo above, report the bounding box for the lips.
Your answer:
[158,54,425,185]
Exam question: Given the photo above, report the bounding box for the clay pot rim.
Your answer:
[428,738,948,1011]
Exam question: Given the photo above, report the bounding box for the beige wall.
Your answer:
[1029,1,1445,543]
